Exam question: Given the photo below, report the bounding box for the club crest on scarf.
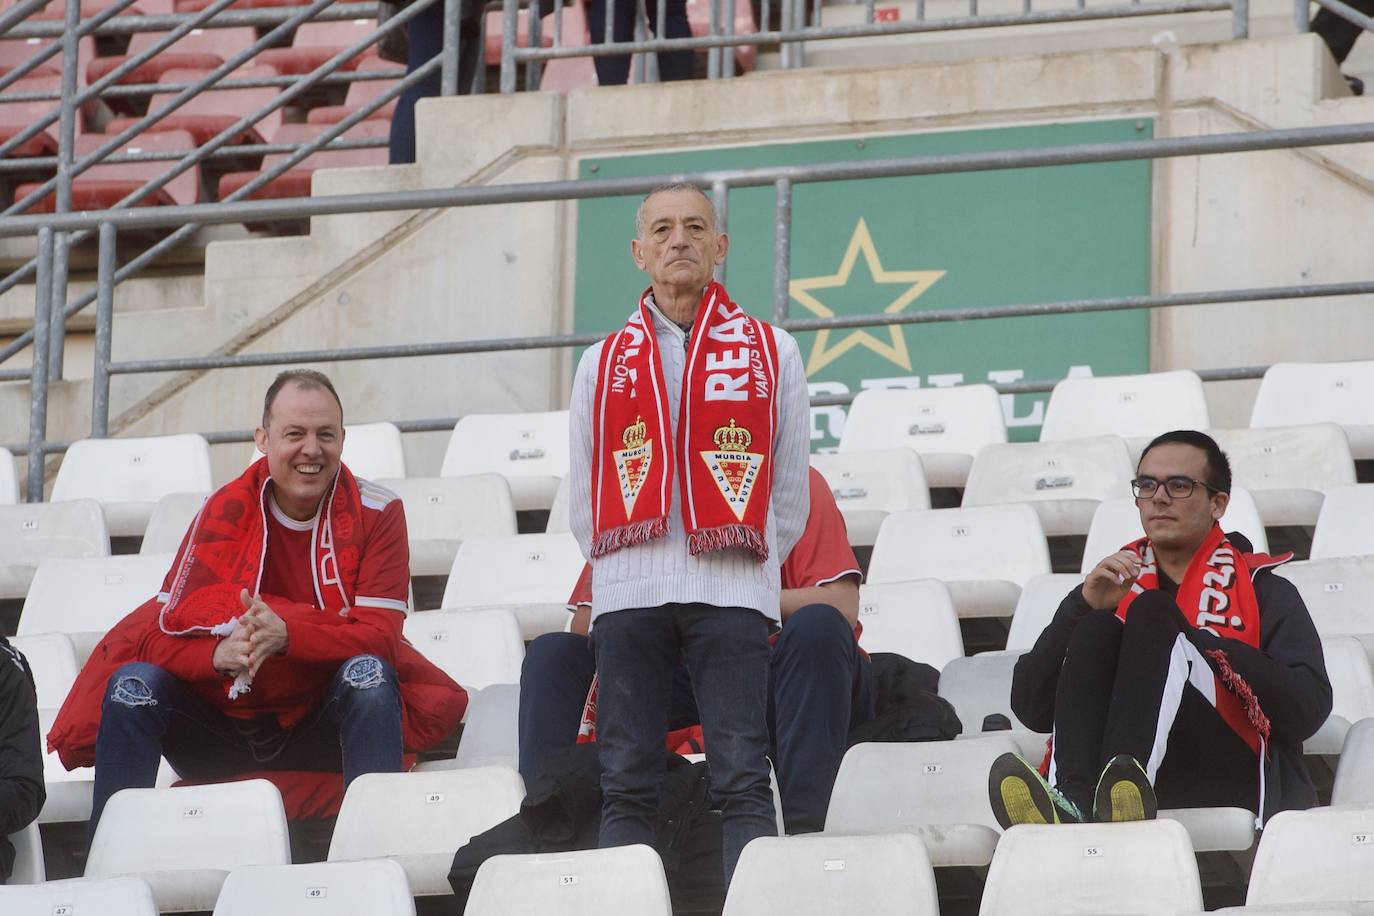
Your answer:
[700,419,764,522]
[613,416,654,517]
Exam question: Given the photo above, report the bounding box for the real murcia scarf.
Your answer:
[158,457,366,697]
[591,281,779,561]
[1115,523,1285,758]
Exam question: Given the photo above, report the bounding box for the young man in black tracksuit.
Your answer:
[990,430,1332,827]
[0,635,45,884]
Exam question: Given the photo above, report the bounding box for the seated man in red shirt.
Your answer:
[519,467,868,834]
[49,370,467,837]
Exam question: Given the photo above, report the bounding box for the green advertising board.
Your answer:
[574,119,1153,448]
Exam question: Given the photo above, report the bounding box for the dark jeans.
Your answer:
[90,655,404,839]
[590,602,774,889]
[586,0,693,86]
[1049,593,1260,816]
[1313,0,1374,65]
[388,2,481,165]
[518,604,874,836]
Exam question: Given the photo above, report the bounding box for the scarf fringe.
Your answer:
[1204,647,1272,754]
[687,524,769,561]
[590,516,668,558]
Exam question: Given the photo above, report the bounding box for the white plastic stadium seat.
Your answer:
[856,579,963,671]
[211,860,416,916]
[1080,487,1268,576]
[85,779,291,913]
[51,434,213,537]
[810,449,931,546]
[978,820,1204,916]
[441,411,570,511]
[838,385,1008,488]
[0,499,109,600]
[868,505,1051,618]
[403,608,525,691]
[1250,360,1374,459]
[465,844,673,916]
[1277,557,1374,660]
[441,532,584,640]
[1309,484,1374,560]
[1244,806,1374,910]
[962,436,1135,536]
[723,833,940,916]
[1039,370,1210,453]
[545,475,571,533]
[7,820,43,884]
[327,766,525,896]
[1331,716,1374,807]
[139,492,209,555]
[0,445,17,505]
[938,653,1044,753]
[10,633,79,709]
[18,553,174,663]
[1004,574,1083,652]
[0,876,160,916]
[341,421,407,480]
[37,707,95,824]
[1305,636,1374,755]
[453,682,519,770]
[1210,425,1356,526]
[378,475,517,577]
[823,736,1020,868]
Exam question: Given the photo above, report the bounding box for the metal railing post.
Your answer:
[708,0,722,77]
[441,0,460,95]
[772,178,791,324]
[91,223,117,439]
[792,0,806,67]
[1232,0,1249,36]
[500,0,518,92]
[1294,0,1309,30]
[712,179,728,284]
[26,228,54,502]
[723,0,737,77]
[528,0,544,89]
[632,0,647,85]
[48,0,81,380]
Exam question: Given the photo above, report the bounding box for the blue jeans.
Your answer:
[387,1,480,164]
[89,655,404,838]
[591,602,774,889]
[519,604,873,835]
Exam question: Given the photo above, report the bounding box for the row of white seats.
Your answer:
[4,357,1372,522]
[811,424,1366,544]
[6,745,1372,915]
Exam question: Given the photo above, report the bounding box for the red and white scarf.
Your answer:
[1117,523,1287,756]
[590,281,779,561]
[158,457,366,698]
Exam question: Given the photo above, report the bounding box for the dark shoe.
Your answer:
[988,752,1084,829]
[1346,74,1365,96]
[1093,754,1158,823]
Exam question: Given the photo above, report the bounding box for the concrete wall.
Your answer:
[4,32,1372,486]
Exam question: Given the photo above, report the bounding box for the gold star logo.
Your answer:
[789,218,945,375]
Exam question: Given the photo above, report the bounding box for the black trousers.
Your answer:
[1050,592,1260,815]
[1312,0,1374,65]
[586,0,693,86]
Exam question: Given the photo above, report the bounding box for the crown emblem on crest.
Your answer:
[622,416,647,449]
[713,419,752,453]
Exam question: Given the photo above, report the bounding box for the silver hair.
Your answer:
[634,182,718,239]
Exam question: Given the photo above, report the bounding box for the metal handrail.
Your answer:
[0,137,390,174]
[0,68,407,104]
[4,2,382,38]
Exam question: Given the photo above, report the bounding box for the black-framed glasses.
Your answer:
[1131,475,1221,500]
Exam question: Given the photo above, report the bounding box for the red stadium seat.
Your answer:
[13,129,202,211]
[484,6,555,67]
[174,0,311,11]
[106,64,285,145]
[304,54,397,124]
[257,18,376,75]
[538,0,596,92]
[84,26,259,87]
[0,72,102,158]
[216,119,389,200]
[0,35,95,82]
[685,0,758,71]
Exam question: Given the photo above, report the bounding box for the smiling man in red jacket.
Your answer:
[49,370,467,837]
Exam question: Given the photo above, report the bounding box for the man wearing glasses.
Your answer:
[988,430,1332,828]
